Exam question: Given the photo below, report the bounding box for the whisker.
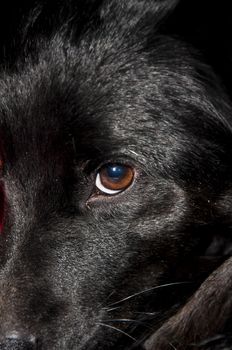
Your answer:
[98,291,117,309]
[134,311,159,316]
[169,342,177,350]
[104,281,190,308]
[191,334,226,347]
[97,322,137,342]
[101,318,153,329]
[103,318,139,323]
[105,306,121,312]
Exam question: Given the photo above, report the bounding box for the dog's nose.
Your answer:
[0,333,37,350]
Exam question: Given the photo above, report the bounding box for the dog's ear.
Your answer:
[99,0,180,36]
[144,256,232,350]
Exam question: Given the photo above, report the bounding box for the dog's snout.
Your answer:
[0,333,37,350]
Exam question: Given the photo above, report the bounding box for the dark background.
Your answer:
[167,0,232,98]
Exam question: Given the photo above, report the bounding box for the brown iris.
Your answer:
[97,164,134,193]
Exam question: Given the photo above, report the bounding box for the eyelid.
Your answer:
[83,154,136,173]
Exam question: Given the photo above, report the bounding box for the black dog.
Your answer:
[1,0,232,349]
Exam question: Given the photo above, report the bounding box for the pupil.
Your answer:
[106,164,125,181]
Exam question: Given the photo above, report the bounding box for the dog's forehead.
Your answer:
[0,34,216,182]
[0,38,156,160]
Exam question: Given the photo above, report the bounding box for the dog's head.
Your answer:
[1,1,232,349]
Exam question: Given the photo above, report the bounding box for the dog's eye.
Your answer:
[95,163,134,195]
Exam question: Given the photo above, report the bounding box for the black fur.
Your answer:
[1,1,232,349]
